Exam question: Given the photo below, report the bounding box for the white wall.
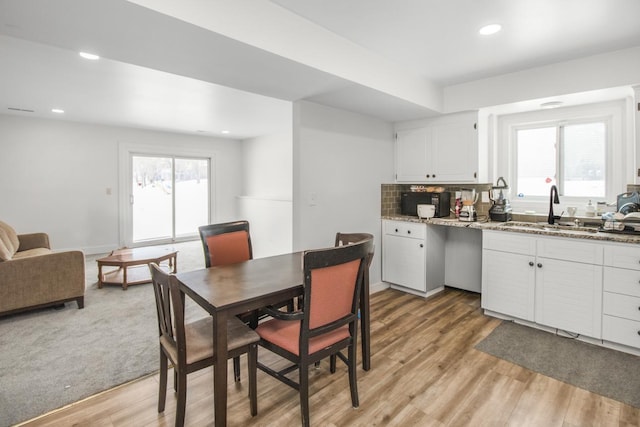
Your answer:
[444,46,640,113]
[0,115,243,253]
[292,101,395,286]
[242,129,292,198]
[240,125,293,258]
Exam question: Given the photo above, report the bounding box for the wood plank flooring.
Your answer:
[19,288,640,426]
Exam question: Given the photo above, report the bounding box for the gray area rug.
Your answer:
[0,241,205,427]
[475,321,640,408]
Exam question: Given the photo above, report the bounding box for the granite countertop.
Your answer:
[382,215,640,244]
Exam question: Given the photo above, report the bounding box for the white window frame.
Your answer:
[496,100,631,214]
[118,142,215,247]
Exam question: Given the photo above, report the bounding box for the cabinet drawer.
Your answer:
[603,292,640,321]
[482,230,535,255]
[383,220,426,239]
[537,237,603,264]
[604,244,640,270]
[603,267,640,297]
[603,315,640,349]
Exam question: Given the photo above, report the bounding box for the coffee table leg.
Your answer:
[97,264,103,288]
[122,267,128,290]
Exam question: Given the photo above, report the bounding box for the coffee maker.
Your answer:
[489,177,513,222]
[459,188,478,222]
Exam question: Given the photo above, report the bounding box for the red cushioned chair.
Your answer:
[334,232,375,371]
[198,220,293,381]
[255,238,373,427]
[149,263,259,427]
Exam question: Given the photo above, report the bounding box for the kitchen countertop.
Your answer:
[382,215,640,244]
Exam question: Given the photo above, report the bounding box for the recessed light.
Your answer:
[479,24,502,36]
[221,130,230,134]
[540,101,563,109]
[51,108,65,114]
[79,51,100,60]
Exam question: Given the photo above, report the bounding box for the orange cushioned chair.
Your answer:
[149,263,259,427]
[335,232,375,371]
[198,220,294,381]
[255,238,373,427]
[198,220,254,382]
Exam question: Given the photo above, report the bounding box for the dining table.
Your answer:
[175,251,372,427]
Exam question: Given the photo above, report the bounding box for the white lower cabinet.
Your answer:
[382,220,445,294]
[602,244,640,349]
[482,235,535,321]
[482,230,603,339]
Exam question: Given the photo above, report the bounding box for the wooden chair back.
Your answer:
[198,220,253,268]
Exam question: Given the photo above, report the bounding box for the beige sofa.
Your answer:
[0,221,85,316]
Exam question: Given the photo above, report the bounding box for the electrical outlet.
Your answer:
[481,191,490,203]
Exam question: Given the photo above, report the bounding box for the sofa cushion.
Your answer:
[0,229,13,261]
[11,248,52,260]
[0,221,19,253]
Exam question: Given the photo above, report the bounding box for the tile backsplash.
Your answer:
[383,183,640,221]
[381,183,493,218]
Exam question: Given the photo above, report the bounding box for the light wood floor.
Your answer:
[20,288,640,426]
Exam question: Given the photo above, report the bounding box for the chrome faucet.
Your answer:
[548,185,561,224]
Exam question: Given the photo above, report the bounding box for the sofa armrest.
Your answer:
[17,233,51,251]
[0,250,85,314]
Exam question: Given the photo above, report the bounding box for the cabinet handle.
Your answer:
[419,244,424,248]
[426,174,430,178]
[528,261,534,267]
[537,263,543,268]
[637,330,640,336]
[433,174,436,178]
[395,228,398,232]
[407,230,411,234]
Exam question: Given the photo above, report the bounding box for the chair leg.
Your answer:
[233,356,241,382]
[248,344,258,416]
[175,371,187,427]
[329,354,337,373]
[299,363,310,427]
[348,343,359,408]
[158,352,168,413]
[173,369,178,392]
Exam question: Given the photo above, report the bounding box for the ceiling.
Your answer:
[1,0,639,138]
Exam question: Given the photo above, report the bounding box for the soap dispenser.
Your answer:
[585,200,595,217]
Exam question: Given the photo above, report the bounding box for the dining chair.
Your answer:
[255,238,373,427]
[149,263,259,427]
[198,220,254,382]
[334,232,375,371]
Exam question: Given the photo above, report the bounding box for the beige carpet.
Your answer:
[475,321,640,408]
[0,240,206,427]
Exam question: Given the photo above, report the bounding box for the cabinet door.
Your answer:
[395,128,429,182]
[382,234,426,292]
[431,120,477,182]
[482,249,535,321]
[535,258,602,338]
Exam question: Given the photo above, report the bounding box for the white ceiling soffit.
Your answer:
[270,0,640,86]
[0,0,441,124]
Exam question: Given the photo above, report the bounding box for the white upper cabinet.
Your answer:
[395,111,478,183]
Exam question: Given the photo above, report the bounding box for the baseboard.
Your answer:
[370,281,390,294]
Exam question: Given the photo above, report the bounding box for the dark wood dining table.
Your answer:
[175,251,371,427]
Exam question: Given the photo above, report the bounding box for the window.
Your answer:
[495,99,631,213]
[515,121,606,198]
[119,142,214,247]
[131,155,209,243]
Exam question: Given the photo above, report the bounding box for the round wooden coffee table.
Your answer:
[97,247,178,290]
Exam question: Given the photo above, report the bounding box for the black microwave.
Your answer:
[400,192,451,218]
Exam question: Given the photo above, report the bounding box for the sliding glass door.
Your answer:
[131,155,209,243]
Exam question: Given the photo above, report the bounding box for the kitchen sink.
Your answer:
[498,221,600,234]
